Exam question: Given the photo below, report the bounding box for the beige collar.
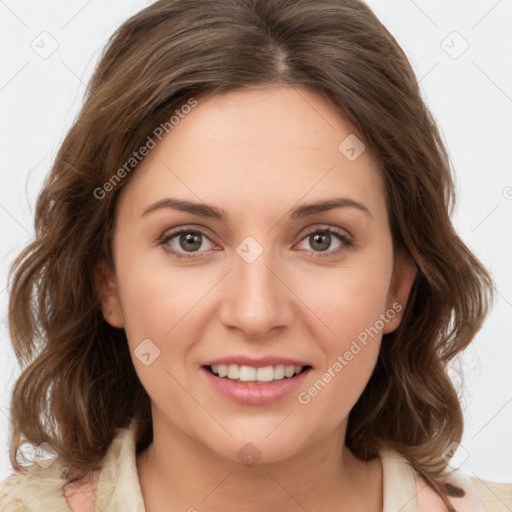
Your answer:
[379,445,486,512]
[60,418,486,511]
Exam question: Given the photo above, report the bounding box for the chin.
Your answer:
[204,427,313,467]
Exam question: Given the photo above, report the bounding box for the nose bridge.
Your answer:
[218,235,292,337]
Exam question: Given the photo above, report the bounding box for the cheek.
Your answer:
[296,272,386,426]
[293,249,392,414]
[297,256,393,347]
[299,343,380,438]
[115,260,208,414]
[116,250,213,346]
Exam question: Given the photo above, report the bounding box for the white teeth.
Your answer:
[239,365,256,381]
[227,364,239,379]
[284,366,295,378]
[209,364,305,382]
[273,365,285,380]
[256,366,274,382]
[213,364,227,377]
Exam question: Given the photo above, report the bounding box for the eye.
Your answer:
[159,225,353,260]
[295,227,353,257]
[159,228,217,259]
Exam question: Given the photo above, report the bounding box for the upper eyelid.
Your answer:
[162,226,217,243]
[161,223,350,238]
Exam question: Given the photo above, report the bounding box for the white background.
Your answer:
[0,0,511,485]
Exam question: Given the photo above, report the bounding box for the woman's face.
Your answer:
[95,85,416,463]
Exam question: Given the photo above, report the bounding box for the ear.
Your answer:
[382,247,417,335]
[93,257,125,328]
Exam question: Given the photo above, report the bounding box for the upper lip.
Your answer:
[202,356,312,368]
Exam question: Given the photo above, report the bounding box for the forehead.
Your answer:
[117,85,386,222]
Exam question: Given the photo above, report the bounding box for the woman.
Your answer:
[1,0,510,510]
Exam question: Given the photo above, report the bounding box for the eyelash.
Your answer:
[158,226,353,260]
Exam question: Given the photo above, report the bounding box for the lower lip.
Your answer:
[201,367,311,405]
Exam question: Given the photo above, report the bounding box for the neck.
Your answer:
[136,417,383,512]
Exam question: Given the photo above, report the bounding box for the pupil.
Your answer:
[180,233,201,252]
[312,233,330,251]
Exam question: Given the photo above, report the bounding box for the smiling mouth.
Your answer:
[204,364,312,383]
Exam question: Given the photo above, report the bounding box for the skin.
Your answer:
[94,84,417,512]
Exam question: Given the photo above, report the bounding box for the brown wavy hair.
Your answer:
[6,0,493,509]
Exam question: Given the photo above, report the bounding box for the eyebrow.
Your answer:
[140,196,372,220]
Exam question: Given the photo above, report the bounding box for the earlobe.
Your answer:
[93,258,125,328]
[382,248,417,335]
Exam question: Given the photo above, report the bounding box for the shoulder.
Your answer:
[0,472,25,511]
[468,475,512,511]
[0,418,141,512]
[0,459,102,512]
[379,445,511,512]
[0,466,72,512]
[415,467,512,512]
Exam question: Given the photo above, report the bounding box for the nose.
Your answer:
[217,243,294,339]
